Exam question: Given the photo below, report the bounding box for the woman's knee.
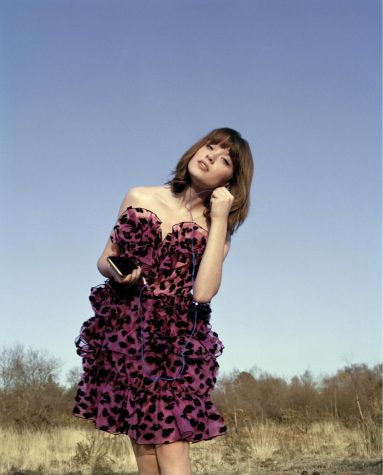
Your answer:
[155,441,190,463]
[130,440,160,475]
[131,439,157,456]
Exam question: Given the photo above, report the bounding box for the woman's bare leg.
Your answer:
[155,441,192,475]
[131,439,161,475]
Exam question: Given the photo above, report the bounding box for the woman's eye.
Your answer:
[222,157,230,166]
[207,144,213,150]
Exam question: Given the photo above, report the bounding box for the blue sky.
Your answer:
[0,0,381,386]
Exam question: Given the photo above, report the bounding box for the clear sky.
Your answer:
[0,0,381,386]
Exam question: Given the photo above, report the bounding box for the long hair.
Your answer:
[166,128,254,235]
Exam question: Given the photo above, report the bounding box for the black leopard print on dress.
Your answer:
[73,206,227,444]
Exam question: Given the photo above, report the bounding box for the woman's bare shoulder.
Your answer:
[121,185,169,208]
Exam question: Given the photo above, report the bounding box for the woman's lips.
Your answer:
[198,161,208,171]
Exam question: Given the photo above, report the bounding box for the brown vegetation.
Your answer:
[0,343,381,474]
[213,365,382,455]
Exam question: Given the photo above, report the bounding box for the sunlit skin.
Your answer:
[187,143,234,192]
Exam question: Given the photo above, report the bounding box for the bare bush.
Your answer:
[0,343,65,429]
[213,362,381,453]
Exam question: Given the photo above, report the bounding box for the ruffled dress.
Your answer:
[73,206,226,444]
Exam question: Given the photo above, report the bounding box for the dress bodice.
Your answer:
[110,206,209,297]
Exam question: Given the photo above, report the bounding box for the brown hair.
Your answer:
[166,128,254,235]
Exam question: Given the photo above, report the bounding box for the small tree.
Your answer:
[0,343,65,428]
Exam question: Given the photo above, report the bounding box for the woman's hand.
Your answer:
[210,186,234,221]
[109,263,143,286]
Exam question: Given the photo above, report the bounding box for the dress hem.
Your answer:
[72,412,227,445]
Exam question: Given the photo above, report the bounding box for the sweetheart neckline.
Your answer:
[122,205,209,244]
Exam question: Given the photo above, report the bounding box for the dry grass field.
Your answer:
[1,346,380,474]
[0,420,381,475]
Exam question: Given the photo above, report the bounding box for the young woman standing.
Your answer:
[73,127,254,474]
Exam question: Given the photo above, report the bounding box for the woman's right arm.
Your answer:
[96,187,143,282]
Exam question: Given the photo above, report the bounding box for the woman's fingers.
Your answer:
[210,186,234,219]
[121,267,142,285]
[109,265,142,285]
[131,267,142,281]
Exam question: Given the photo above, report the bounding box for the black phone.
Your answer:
[107,256,138,277]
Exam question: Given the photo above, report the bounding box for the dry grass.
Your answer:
[242,419,380,460]
[192,419,382,474]
[0,426,136,475]
[0,420,381,475]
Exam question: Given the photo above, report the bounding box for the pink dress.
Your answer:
[73,206,226,444]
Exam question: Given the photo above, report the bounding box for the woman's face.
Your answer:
[188,143,233,190]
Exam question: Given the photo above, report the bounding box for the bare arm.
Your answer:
[192,187,233,303]
[97,187,144,283]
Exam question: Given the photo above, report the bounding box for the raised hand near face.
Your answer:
[210,186,234,221]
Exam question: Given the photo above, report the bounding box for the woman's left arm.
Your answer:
[192,187,233,303]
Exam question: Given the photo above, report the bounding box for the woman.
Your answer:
[73,127,254,475]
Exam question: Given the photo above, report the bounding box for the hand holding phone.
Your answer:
[107,256,138,277]
[107,255,143,285]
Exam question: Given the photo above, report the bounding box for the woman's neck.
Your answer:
[178,185,211,212]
